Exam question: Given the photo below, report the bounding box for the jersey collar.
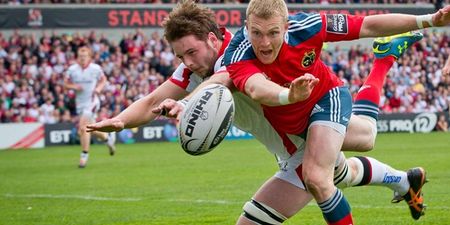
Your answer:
[218,27,232,57]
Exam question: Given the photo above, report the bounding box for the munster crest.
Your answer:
[301,49,316,68]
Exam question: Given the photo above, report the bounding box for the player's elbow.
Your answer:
[208,72,234,89]
[245,84,265,103]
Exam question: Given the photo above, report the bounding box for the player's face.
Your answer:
[77,51,91,67]
[171,34,219,78]
[246,14,288,64]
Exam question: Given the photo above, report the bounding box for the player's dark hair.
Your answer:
[163,0,223,43]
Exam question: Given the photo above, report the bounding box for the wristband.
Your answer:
[416,14,433,29]
[278,89,291,105]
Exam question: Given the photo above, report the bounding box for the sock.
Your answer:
[352,156,409,196]
[353,56,395,120]
[318,189,353,225]
[334,153,354,189]
[80,151,89,161]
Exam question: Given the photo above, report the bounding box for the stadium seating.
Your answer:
[0,29,449,123]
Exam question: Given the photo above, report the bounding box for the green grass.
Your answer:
[0,132,449,225]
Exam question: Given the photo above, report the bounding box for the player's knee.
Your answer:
[358,117,377,151]
[242,199,287,225]
[303,170,330,194]
[357,140,375,152]
[79,125,88,134]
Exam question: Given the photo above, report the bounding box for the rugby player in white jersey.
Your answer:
[65,46,116,168]
[87,1,426,222]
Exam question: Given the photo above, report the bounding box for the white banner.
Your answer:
[0,123,45,150]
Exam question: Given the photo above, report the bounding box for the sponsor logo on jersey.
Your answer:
[382,173,401,184]
[301,49,316,68]
[326,14,348,34]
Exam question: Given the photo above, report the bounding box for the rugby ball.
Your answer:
[178,84,234,156]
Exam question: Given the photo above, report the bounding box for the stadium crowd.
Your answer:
[2,0,444,5]
[0,29,449,124]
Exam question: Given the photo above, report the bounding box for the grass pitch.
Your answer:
[0,132,449,225]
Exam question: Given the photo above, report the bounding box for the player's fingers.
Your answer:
[303,73,316,79]
[310,77,320,86]
[151,107,162,114]
[168,107,182,118]
[292,77,308,87]
[86,123,101,132]
[153,99,177,115]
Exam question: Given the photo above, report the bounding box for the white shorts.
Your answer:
[274,148,345,190]
[76,95,100,121]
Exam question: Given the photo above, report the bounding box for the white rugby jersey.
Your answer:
[168,28,304,160]
[66,62,103,107]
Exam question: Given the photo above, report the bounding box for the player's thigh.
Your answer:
[78,112,95,132]
[304,125,344,173]
[303,87,351,179]
[253,177,312,218]
[342,114,374,152]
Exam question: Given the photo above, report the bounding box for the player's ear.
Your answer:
[207,32,219,46]
[245,20,248,29]
[208,32,218,42]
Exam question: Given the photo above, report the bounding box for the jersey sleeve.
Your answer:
[227,60,261,93]
[65,65,74,81]
[94,64,103,80]
[322,14,364,42]
[168,63,192,90]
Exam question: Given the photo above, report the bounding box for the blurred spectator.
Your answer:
[0,29,449,124]
[436,113,449,131]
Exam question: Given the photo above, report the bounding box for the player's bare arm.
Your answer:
[86,81,188,132]
[94,74,107,94]
[152,71,234,118]
[244,73,318,106]
[63,77,83,91]
[360,5,450,38]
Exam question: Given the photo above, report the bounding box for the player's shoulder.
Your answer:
[68,63,79,71]
[224,27,256,66]
[286,12,323,46]
[172,63,193,80]
[88,63,102,71]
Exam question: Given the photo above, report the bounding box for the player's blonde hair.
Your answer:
[246,0,288,22]
[77,46,92,57]
[163,0,223,43]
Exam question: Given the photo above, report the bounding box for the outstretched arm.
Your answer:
[359,5,450,38]
[87,81,188,132]
[152,71,234,118]
[244,73,319,106]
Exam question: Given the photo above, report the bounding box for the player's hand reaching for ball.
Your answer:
[86,118,125,133]
[152,98,187,119]
[288,73,319,103]
[432,5,450,27]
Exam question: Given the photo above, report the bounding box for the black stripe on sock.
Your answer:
[251,200,285,223]
[242,211,276,225]
[355,156,371,186]
[334,163,349,186]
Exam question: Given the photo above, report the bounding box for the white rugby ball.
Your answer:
[178,84,234,156]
